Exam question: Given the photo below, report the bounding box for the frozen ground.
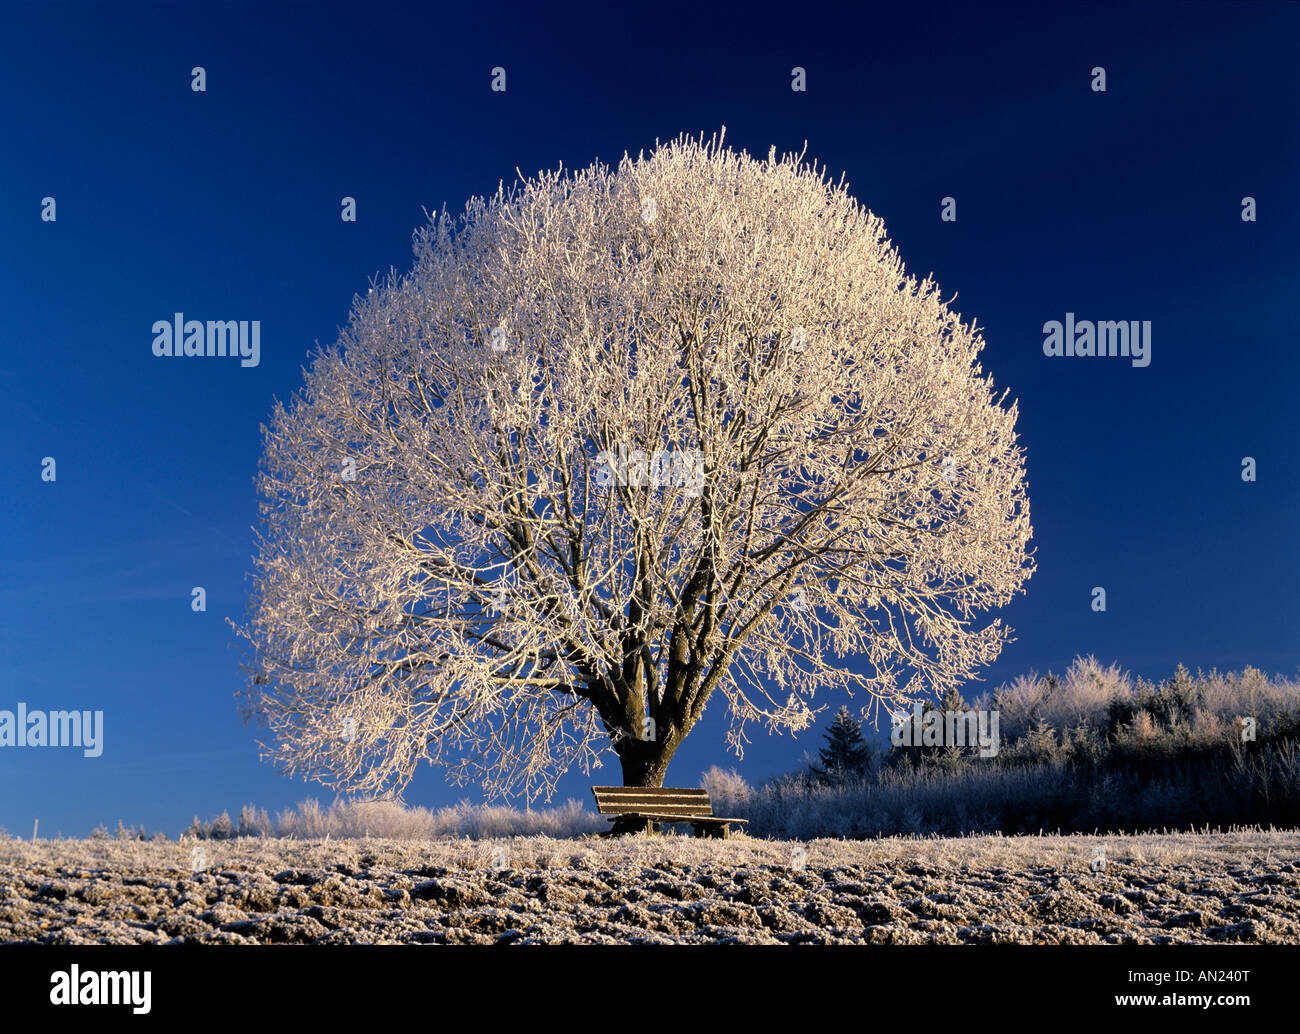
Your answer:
[1,830,1297,944]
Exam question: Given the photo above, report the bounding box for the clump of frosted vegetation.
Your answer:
[275,797,603,839]
[699,766,752,805]
[971,655,1300,747]
[976,656,1133,742]
[184,798,603,841]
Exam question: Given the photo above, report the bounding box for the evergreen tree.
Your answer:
[939,684,966,714]
[928,685,970,766]
[811,706,871,784]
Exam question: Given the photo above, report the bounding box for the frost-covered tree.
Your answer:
[208,811,235,840]
[811,705,872,784]
[937,683,967,716]
[233,128,1034,801]
[237,804,272,838]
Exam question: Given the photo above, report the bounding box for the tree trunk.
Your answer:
[609,736,677,834]
[617,736,673,787]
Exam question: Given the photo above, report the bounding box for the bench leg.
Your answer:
[693,822,729,839]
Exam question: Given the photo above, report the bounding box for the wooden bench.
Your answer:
[591,786,749,839]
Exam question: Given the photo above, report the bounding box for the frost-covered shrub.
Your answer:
[975,656,1132,744]
[208,811,235,840]
[700,766,752,811]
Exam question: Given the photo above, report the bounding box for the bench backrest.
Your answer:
[591,786,714,818]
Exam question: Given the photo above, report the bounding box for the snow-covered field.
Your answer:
[2,830,1297,944]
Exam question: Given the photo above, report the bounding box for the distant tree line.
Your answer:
[183,806,273,840]
[701,657,1300,837]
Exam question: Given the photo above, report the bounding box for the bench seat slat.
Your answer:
[606,812,749,824]
[592,795,712,803]
[593,791,710,801]
[592,792,710,799]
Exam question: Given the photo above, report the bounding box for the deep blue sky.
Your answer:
[2,1,1297,836]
